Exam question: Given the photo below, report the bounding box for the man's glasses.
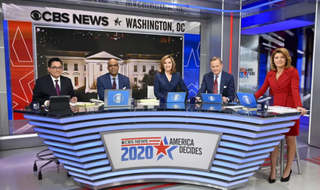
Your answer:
[108,64,119,68]
[50,67,62,70]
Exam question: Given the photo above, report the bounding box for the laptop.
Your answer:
[200,94,223,104]
[49,95,70,111]
[201,104,222,111]
[236,92,257,108]
[167,92,187,103]
[104,89,132,108]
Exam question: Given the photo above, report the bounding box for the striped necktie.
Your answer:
[213,75,218,94]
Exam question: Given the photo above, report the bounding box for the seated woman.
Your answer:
[154,55,188,99]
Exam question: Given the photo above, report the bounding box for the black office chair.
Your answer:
[33,148,60,180]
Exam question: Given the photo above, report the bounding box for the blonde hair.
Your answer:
[210,56,223,64]
[270,48,292,71]
[159,55,176,74]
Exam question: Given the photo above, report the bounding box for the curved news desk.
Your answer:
[15,103,301,190]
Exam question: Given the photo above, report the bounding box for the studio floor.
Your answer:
[1,124,320,190]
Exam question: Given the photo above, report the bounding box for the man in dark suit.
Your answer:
[196,57,235,103]
[97,58,130,100]
[32,57,77,107]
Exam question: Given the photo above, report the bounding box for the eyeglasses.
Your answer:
[108,64,119,68]
[50,67,62,70]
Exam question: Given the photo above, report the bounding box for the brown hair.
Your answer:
[210,56,223,64]
[270,48,292,71]
[159,55,176,74]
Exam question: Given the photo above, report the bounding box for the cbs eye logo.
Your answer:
[30,10,42,21]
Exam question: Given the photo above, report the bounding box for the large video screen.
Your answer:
[35,26,183,100]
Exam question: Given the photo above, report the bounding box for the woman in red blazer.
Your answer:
[255,48,307,183]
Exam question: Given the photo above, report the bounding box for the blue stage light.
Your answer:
[53,152,107,162]
[35,123,291,139]
[43,140,103,150]
[211,166,259,175]
[64,165,112,175]
[217,147,274,157]
[69,168,254,181]
[220,141,279,151]
[215,153,269,163]
[59,158,109,169]
[221,134,285,145]
[49,146,105,156]
[213,160,264,169]
[26,111,300,125]
[74,174,249,187]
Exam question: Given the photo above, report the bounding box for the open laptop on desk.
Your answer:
[167,92,187,103]
[49,95,72,114]
[200,94,223,104]
[104,89,132,108]
[236,92,258,108]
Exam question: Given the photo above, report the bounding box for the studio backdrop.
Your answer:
[2,3,201,120]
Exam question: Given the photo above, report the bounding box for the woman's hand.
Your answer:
[297,107,307,115]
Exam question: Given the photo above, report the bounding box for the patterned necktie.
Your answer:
[112,78,116,89]
[213,75,218,94]
[55,80,60,95]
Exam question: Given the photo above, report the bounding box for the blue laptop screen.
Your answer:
[236,92,257,108]
[201,94,223,104]
[105,89,131,107]
[167,92,187,103]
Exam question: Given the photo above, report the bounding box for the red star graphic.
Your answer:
[154,140,170,156]
[244,70,247,76]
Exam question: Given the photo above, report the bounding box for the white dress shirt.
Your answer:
[110,74,119,89]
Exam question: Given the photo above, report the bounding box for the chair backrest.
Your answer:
[147,86,156,99]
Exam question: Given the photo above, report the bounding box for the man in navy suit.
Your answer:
[97,58,130,100]
[196,57,235,103]
[32,57,77,107]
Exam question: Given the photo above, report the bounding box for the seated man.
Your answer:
[97,58,131,100]
[32,57,77,107]
[197,57,235,103]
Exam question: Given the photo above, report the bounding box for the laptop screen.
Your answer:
[200,94,223,104]
[104,89,132,107]
[236,92,257,108]
[167,92,187,103]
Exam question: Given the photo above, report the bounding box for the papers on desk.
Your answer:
[267,106,299,114]
[138,99,159,106]
[70,102,96,107]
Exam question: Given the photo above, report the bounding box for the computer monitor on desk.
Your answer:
[104,89,132,108]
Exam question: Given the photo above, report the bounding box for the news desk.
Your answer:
[15,103,301,190]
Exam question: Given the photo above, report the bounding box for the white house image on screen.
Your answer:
[45,51,90,91]
[46,51,161,93]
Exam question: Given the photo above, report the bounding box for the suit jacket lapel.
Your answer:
[105,73,112,89]
[161,74,171,90]
[277,69,290,87]
[220,71,225,94]
[208,72,214,93]
[118,74,122,89]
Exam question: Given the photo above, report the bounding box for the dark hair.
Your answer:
[48,57,62,68]
[159,55,176,74]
